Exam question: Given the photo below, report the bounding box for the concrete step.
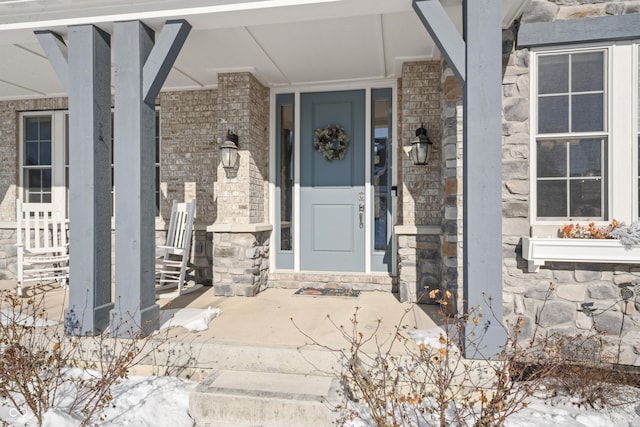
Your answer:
[189,370,343,427]
[149,340,345,378]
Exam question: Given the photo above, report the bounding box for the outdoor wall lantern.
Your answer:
[411,123,433,165]
[220,130,239,169]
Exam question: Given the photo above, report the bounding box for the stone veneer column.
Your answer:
[440,61,464,314]
[207,73,271,296]
[396,61,443,302]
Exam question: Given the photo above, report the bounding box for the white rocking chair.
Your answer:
[156,200,202,298]
[15,200,69,297]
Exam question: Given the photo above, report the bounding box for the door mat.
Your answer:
[294,287,360,298]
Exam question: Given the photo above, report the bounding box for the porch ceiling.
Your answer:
[0,0,528,100]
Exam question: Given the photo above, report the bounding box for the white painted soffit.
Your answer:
[0,0,410,30]
[0,0,529,100]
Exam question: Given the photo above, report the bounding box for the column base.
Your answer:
[64,302,114,336]
[109,302,160,338]
[207,223,272,297]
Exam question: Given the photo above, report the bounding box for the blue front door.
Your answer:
[300,90,365,271]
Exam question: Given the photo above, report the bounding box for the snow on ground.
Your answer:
[91,375,196,427]
[1,313,639,426]
[157,306,221,332]
[0,308,59,327]
[3,374,639,427]
[0,307,215,426]
[344,394,640,427]
[504,397,640,427]
[0,374,197,427]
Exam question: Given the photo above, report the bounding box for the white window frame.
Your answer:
[19,109,162,218]
[530,42,638,235]
[19,110,67,213]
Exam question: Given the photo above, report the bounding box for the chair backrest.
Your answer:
[16,200,67,252]
[164,200,196,252]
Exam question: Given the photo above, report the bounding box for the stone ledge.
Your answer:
[207,223,273,233]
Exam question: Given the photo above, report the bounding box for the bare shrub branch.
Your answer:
[292,284,635,426]
[0,290,156,426]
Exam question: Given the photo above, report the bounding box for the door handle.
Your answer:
[359,203,365,229]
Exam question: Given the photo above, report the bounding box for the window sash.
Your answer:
[535,137,607,220]
[21,113,59,207]
[537,50,607,135]
[533,47,610,222]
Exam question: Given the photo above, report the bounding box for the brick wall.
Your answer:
[399,61,442,226]
[159,90,217,224]
[214,73,270,225]
[248,75,270,223]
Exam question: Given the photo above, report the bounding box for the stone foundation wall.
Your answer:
[192,230,213,285]
[397,233,441,302]
[212,231,270,297]
[505,264,640,365]
[500,0,640,365]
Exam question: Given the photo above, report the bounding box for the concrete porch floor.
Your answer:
[0,280,445,425]
[0,280,441,378]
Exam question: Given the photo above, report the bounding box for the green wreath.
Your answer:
[313,125,350,161]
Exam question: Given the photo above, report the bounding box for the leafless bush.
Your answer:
[0,290,154,426]
[539,348,640,410]
[293,285,629,427]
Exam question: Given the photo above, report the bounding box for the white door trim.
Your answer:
[269,79,397,274]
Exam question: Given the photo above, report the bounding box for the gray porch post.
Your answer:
[36,26,114,335]
[413,0,505,357]
[462,0,505,357]
[111,20,190,337]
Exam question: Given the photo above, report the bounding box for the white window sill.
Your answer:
[522,237,640,272]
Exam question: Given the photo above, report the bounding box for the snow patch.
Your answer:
[157,306,221,332]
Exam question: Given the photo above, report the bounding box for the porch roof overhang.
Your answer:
[0,0,528,100]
